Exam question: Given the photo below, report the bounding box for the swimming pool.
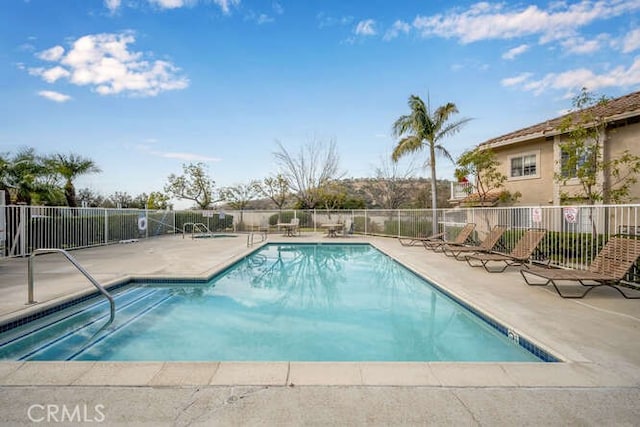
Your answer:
[0,243,555,362]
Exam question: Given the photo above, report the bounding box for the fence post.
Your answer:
[19,205,27,257]
[104,209,108,245]
[313,209,316,233]
[364,209,368,236]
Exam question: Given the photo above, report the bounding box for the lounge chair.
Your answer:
[520,236,640,299]
[441,226,506,260]
[464,228,547,273]
[398,231,446,247]
[423,223,475,252]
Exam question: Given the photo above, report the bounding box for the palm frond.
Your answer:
[436,117,473,140]
[392,136,423,162]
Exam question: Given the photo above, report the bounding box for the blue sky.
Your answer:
[1,0,640,207]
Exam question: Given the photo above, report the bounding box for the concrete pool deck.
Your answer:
[0,233,639,425]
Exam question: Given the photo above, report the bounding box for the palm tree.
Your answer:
[2,148,51,205]
[49,153,101,207]
[392,94,471,232]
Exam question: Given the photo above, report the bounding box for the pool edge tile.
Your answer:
[288,362,362,386]
[360,362,440,386]
[72,362,164,386]
[429,363,518,387]
[210,362,288,386]
[149,362,221,386]
[3,361,96,386]
[0,361,25,382]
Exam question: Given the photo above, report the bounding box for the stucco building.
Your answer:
[451,90,640,207]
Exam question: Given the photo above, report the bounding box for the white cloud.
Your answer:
[412,1,640,44]
[354,19,377,36]
[29,32,188,97]
[245,11,274,25]
[155,151,221,161]
[561,34,609,54]
[623,28,640,53]
[138,144,221,161]
[502,44,529,60]
[256,14,273,24]
[383,20,411,41]
[38,90,71,103]
[272,1,283,15]
[317,13,353,29]
[106,0,238,13]
[501,72,534,87]
[505,58,640,94]
[149,0,189,9]
[104,0,121,12]
[37,45,65,61]
[212,0,239,14]
[39,66,71,83]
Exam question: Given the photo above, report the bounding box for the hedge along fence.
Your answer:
[174,211,234,233]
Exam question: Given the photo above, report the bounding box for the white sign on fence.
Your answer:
[563,207,578,224]
[202,211,214,218]
[531,207,542,223]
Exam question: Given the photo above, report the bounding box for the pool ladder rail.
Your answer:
[247,230,268,247]
[27,248,116,326]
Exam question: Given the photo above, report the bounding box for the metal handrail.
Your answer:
[28,248,116,325]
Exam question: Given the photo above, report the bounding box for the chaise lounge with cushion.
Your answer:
[520,236,640,299]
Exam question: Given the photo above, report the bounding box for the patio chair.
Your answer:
[520,236,640,299]
[290,218,300,236]
[342,219,354,237]
[464,228,547,273]
[441,226,506,260]
[398,231,445,247]
[423,223,475,252]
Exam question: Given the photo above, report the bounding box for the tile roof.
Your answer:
[480,90,640,147]
[459,189,504,206]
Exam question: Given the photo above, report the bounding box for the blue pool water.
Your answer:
[0,244,549,362]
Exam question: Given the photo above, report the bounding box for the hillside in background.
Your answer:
[248,178,454,210]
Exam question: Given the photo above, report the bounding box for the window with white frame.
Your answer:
[510,153,537,178]
[560,146,594,179]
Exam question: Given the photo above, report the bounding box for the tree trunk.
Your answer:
[429,145,438,234]
[65,180,77,208]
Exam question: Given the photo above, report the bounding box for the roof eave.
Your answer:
[480,108,640,150]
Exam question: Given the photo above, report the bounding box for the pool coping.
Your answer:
[1,360,635,388]
[1,237,637,389]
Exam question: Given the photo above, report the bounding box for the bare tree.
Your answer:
[273,138,343,209]
[364,154,418,209]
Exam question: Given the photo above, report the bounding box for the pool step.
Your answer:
[0,287,172,361]
[0,286,155,347]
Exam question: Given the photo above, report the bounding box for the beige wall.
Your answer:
[492,138,555,206]
[606,121,640,202]
[489,120,640,206]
